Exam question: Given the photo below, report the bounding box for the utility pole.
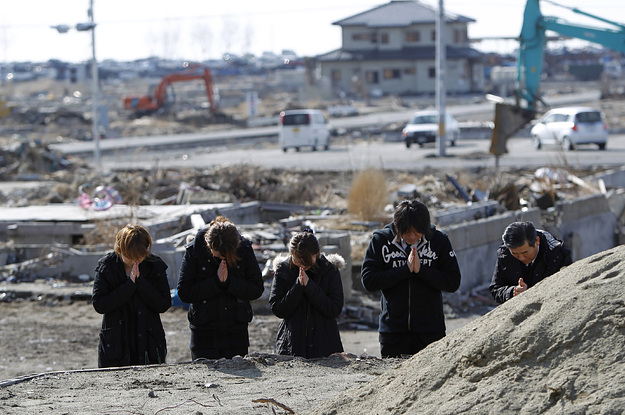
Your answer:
[52,0,101,170]
[436,0,447,157]
[88,0,101,170]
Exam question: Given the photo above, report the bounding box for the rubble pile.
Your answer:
[0,143,611,218]
[0,140,80,180]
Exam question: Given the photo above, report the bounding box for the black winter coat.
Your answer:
[269,253,344,359]
[176,229,264,350]
[489,230,572,304]
[92,252,171,368]
[361,223,461,334]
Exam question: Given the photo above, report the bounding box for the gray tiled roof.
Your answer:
[317,46,482,62]
[333,0,475,28]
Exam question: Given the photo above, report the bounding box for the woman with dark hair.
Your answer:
[269,229,345,358]
[177,216,264,360]
[361,199,461,358]
[92,224,171,368]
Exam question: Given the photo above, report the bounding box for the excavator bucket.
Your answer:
[489,103,535,156]
[0,94,11,118]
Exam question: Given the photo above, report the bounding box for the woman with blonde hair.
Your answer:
[92,224,171,368]
[177,216,264,360]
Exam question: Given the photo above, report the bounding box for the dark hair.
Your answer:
[205,216,241,265]
[393,199,431,238]
[289,228,320,269]
[502,221,537,249]
[114,224,152,263]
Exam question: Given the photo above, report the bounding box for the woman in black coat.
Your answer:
[92,224,171,368]
[269,229,344,359]
[177,216,264,360]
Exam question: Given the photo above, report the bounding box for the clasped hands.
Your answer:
[513,278,528,297]
[298,267,309,286]
[407,246,421,274]
[217,259,229,283]
[129,262,140,282]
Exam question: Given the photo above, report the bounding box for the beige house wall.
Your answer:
[321,58,481,95]
[324,19,480,96]
[340,23,470,51]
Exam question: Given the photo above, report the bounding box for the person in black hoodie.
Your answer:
[489,221,572,304]
[361,199,461,358]
[177,216,264,360]
[92,224,171,368]
[269,229,344,359]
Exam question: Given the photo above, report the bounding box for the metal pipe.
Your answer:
[436,0,447,157]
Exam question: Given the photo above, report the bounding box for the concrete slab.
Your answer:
[588,166,625,189]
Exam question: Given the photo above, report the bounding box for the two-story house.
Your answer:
[317,0,484,96]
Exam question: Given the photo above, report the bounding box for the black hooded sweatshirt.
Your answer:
[361,223,461,334]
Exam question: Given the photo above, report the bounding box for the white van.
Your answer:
[279,109,330,152]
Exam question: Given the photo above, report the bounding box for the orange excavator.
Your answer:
[122,66,219,117]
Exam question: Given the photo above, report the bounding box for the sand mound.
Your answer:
[308,245,625,414]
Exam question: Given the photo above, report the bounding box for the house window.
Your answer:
[406,31,420,42]
[331,69,341,81]
[431,30,436,41]
[383,69,401,79]
[404,67,416,75]
[454,29,467,44]
[365,70,379,84]
[428,67,436,78]
[352,33,370,41]
[380,33,389,44]
[370,32,378,43]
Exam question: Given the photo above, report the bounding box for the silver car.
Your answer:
[530,107,608,151]
[401,110,460,148]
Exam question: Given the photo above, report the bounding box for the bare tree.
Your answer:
[191,23,213,61]
[220,18,239,56]
[242,22,255,56]
[147,23,181,59]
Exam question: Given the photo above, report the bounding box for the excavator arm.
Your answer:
[491,0,625,156]
[123,66,218,116]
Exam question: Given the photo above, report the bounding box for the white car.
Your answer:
[402,110,460,148]
[278,109,330,152]
[530,107,608,151]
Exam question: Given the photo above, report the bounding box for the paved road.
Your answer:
[92,132,625,171]
[50,89,618,171]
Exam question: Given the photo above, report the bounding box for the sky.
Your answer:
[1,0,622,64]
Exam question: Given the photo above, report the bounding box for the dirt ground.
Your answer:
[0,281,486,383]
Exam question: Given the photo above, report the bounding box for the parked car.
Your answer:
[530,106,608,151]
[278,109,330,152]
[402,110,460,148]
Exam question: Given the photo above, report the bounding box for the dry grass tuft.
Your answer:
[348,169,388,221]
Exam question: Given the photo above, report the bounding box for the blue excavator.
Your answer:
[490,0,625,156]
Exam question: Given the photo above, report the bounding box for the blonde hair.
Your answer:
[114,224,152,263]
